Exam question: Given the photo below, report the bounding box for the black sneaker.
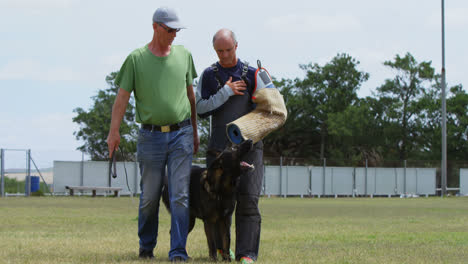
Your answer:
[139,248,154,259]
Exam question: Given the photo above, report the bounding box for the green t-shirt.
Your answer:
[115,44,197,125]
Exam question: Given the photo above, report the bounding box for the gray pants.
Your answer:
[207,142,263,261]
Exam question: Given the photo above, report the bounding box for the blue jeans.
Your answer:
[137,124,193,260]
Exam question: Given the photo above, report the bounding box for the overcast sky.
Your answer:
[0,0,467,169]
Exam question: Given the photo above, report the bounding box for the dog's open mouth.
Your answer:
[240,161,255,170]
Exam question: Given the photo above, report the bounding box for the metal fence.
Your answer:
[53,160,437,197]
[53,161,140,195]
[0,148,50,197]
[460,169,468,195]
[264,166,436,197]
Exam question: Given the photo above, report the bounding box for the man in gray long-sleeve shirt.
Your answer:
[195,28,263,264]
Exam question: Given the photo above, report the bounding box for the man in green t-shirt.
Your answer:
[107,7,198,262]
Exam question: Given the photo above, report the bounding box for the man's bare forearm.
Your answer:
[110,89,131,131]
[107,88,131,156]
[187,85,197,131]
[187,84,199,154]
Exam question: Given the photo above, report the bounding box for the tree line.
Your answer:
[264,53,468,166]
[73,52,467,186]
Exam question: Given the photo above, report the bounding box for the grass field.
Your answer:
[1,197,468,264]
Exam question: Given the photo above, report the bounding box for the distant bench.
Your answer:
[65,186,123,197]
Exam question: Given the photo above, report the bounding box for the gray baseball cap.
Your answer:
[152,7,185,29]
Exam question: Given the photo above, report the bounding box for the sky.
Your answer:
[0,0,467,169]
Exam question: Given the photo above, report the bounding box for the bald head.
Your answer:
[212,28,238,68]
[212,28,237,46]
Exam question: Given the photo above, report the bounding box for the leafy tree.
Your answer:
[296,53,369,159]
[446,85,468,159]
[415,78,467,186]
[376,52,436,160]
[73,72,138,161]
[263,77,321,160]
[195,115,210,159]
[412,77,443,160]
[263,54,369,163]
[327,96,385,166]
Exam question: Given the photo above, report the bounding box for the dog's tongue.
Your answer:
[240,161,255,169]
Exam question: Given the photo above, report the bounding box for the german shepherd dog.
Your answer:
[162,139,254,261]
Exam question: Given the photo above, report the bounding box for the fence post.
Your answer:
[80,152,84,187]
[331,167,334,196]
[263,163,266,196]
[404,160,407,195]
[280,156,283,197]
[285,165,288,198]
[365,159,368,196]
[352,167,356,197]
[26,149,31,197]
[108,160,111,188]
[374,165,377,196]
[322,158,326,196]
[1,149,4,197]
[134,161,138,196]
[416,168,419,195]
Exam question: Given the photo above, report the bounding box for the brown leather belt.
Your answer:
[141,119,191,133]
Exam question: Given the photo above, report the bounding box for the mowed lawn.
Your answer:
[1,197,467,264]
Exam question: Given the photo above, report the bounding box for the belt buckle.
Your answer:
[161,125,170,133]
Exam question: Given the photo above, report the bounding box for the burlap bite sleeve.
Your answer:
[226,88,287,144]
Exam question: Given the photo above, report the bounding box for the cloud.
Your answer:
[0,59,81,81]
[264,13,362,33]
[447,7,468,27]
[100,54,128,74]
[0,112,84,168]
[426,7,468,28]
[0,112,78,148]
[0,0,76,9]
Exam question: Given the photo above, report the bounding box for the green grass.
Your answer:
[1,197,468,263]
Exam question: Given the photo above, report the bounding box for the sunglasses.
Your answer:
[158,23,180,33]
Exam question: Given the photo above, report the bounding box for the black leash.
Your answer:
[109,147,132,195]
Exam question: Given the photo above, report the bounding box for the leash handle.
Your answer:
[109,149,117,179]
[108,147,133,196]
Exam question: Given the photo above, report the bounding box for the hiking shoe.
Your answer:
[138,248,154,259]
[217,249,235,260]
[240,256,255,264]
